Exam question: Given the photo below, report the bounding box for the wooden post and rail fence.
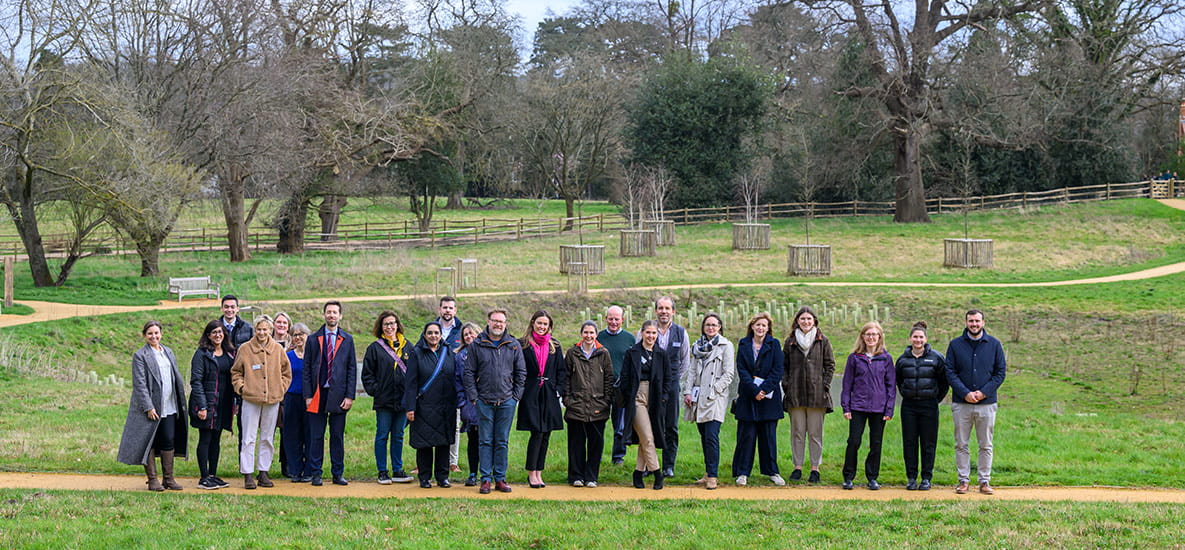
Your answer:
[0,179,1167,260]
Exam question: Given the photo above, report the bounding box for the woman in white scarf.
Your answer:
[780,306,835,484]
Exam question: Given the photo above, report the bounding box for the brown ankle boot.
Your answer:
[160,450,182,490]
[256,471,274,488]
[244,474,257,489]
[145,457,164,492]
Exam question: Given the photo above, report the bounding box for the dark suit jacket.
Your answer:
[303,325,358,414]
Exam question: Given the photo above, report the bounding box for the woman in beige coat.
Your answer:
[681,313,735,490]
[231,315,292,489]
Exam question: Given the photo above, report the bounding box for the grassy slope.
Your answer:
[2,199,1183,546]
[5,199,1185,306]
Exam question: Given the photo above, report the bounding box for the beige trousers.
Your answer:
[633,381,659,471]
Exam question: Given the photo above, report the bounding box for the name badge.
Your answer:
[251,364,262,370]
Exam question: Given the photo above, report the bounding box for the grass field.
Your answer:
[3,489,1183,548]
[2,198,1184,547]
[5,199,1185,306]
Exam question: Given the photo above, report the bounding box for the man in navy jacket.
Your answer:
[303,300,357,486]
[944,309,1006,495]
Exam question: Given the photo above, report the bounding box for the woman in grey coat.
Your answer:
[117,320,189,491]
[680,313,735,490]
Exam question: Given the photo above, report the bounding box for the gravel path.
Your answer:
[1,472,1183,502]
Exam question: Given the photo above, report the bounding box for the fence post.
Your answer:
[598,213,604,232]
[431,228,436,248]
[4,256,14,309]
[852,199,858,216]
[1106,183,1111,200]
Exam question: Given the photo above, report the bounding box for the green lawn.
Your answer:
[2,198,1184,546]
[2,489,1182,548]
[5,199,1185,306]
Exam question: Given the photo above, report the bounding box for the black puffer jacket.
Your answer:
[361,338,409,411]
[895,345,949,402]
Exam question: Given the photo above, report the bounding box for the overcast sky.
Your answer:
[505,0,579,43]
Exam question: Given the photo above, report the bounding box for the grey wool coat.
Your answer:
[117,344,189,465]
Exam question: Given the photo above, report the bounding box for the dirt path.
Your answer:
[3,197,1184,328]
[1,472,1182,503]
[4,259,1185,329]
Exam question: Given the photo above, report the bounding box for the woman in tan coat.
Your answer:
[231,315,292,489]
[781,306,834,484]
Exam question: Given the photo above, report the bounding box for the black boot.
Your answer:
[652,469,665,490]
[633,470,645,489]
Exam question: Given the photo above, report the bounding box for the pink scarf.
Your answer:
[530,332,551,385]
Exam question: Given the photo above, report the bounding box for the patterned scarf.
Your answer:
[692,334,719,360]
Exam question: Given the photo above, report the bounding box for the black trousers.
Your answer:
[152,414,177,452]
[308,410,348,478]
[900,399,940,481]
[662,388,679,471]
[697,420,721,478]
[464,426,479,475]
[196,428,222,478]
[843,411,886,482]
[732,419,779,477]
[417,445,450,483]
[567,419,607,483]
[525,431,551,471]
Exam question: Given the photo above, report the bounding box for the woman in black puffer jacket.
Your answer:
[894,321,948,491]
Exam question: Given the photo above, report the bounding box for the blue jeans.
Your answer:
[610,406,626,461]
[375,409,408,473]
[476,399,516,482]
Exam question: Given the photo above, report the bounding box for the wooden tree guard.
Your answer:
[619,230,657,257]
[455,258,479,289]
[642,220,676,246]
[944,238,994,268]
[732,223,771,250]
[434,266,457,297]
[787,244,832,276]
[558,245,606,274]
[566,261,589,294]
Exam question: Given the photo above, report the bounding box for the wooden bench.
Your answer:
[167,276,220,302]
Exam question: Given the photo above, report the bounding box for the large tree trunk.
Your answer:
[276,195,309,254]
[8,199,53,287]
[135,234,167,277]
[446,191,464,209]
[318,195,346,242]
[219,168,252,262]
[892,125,931,223]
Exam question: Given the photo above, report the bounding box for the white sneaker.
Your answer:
[585,481,597,488]
[572,480,584,487]
[770,474,786,486]
[735,475,748,486]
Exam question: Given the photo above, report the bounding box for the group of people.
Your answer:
[117,294,1006,495]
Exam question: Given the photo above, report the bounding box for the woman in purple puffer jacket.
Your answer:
[840,321,895,491]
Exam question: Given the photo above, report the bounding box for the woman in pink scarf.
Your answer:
[516,310,568,488]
